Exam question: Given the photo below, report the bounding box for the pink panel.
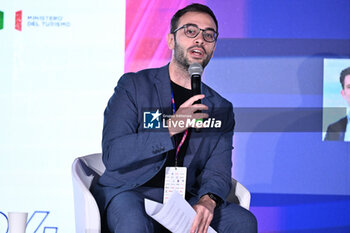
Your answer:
[125,0,206,73]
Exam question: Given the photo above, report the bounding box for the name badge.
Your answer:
[163,167,187,203]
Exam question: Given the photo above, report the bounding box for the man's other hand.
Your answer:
[190,194,216,233]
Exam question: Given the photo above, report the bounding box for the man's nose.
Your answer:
[194,32,205,45]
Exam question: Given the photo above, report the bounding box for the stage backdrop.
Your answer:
[124,0,350,232]
[1,0,350,232]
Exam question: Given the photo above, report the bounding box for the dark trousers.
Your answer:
[106,187,257,233]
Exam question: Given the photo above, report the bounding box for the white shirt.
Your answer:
[344,109,350,141]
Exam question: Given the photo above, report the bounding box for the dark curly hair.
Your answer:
[170,3,218,34]
[340,67,350,89]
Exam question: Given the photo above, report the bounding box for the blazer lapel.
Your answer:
[153,64,173,116]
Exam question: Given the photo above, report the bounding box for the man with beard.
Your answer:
[93,3,257,233]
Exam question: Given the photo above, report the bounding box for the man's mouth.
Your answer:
[189,47,205,58]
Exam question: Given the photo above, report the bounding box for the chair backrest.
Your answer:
[72,153,105,233]
[79,153,106,176]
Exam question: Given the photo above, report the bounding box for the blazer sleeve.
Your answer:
[102,74,174,172]
[197,103,234,203]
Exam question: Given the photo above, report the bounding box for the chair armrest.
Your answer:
[72,158,101,232]
[227,178,251,210]
[235,181,251,210]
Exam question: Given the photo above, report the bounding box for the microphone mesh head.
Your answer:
[188,63,203,76]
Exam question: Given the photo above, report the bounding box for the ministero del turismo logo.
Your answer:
[143,109,222,129]
[0,10,70,31]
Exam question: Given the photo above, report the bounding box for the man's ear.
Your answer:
[167,33,175,50]
[341,89,345,98]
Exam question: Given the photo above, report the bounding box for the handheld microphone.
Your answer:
[189,63,203,103]
[188,63,203,132]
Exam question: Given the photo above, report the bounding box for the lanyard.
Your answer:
[171,86,188,167]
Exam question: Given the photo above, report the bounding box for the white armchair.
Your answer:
[72,153,251,233]
[72,153,104,233]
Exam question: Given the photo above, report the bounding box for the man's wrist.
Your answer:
[199,194,217,209]
[205,193,222,207]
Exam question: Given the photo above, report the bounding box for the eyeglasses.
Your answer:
[172,23,218,43]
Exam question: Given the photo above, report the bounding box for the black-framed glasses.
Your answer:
[172,23,218,43]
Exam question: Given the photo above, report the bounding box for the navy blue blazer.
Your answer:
[325,116,347,141]
[93,64,235,213]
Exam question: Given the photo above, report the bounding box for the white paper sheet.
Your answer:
[145,191,217,233]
